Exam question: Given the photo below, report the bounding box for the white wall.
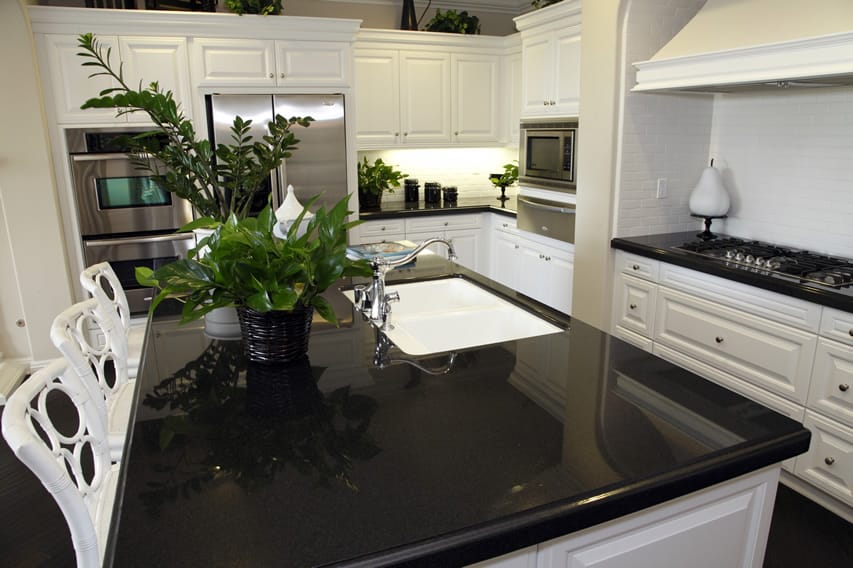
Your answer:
[614,0,710,238]
[710,87,853,257]
[359,147,518,202]
[0,1,74,366]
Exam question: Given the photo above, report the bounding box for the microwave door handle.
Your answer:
[518,197,576,215]
[83,233,195,248]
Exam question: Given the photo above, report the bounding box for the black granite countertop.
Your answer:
[359,195,517,220]
[108,257,810,567]
[612,232,853,312]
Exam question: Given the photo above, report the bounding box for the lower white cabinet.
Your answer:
[491,219,573,315]
[470,468,779,568]
[350,219,406,244]
[611,250,853,515]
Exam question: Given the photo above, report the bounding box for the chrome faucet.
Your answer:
[354,238,457,329]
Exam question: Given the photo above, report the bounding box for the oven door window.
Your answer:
[95,176,172,210]
[109,256,177,291]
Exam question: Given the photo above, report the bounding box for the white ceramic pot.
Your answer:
[204,306,242,340]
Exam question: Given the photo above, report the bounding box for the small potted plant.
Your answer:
[357,156,408,211]
[489,162,519,201]
[423,9,481,34]
[224,0,282,15]
[137,199,372,362]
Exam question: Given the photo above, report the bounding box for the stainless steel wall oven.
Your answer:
[66,127,194,314]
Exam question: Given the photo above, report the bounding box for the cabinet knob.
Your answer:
[539,253,545,259]
[502,223,508,228]
[824,456,836,466]
[280,72,286,78]
[632,264,640,270]
[629,303,637,310]
[268,72,274,78]
[454,131,459,136]
[395,132,400,136]
[848,328,853,337]
[443,222,448,226]
[514,244,519,249]
[545,256,551,261]
[715,336,724,344]
[380,227,386,231]
[839,383,850,392]
[403,132,408,136]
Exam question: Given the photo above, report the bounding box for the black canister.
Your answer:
[404,178,419,202]
[442,186,458,204]
[424,182,441,204]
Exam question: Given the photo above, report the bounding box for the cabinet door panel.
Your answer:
[43,34,121,124]
[445,229,480,272]
[614,273,657,338]
[276,41,349,86]
[547,250,573,315]
[520,35,553,114]
[795,411,853,506]
[808,338,853,428]
[121,37,192,124]
[191,38,275,86]
[400,51,451,144]
[655,288,816,404]
[452,54,499,143]
[554,32,581,115]
[354,49,401,146]
[491,231,521,289]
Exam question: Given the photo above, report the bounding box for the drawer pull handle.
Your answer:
[539,253,545,259]
[839,384,850,392]
[632,264,640,270]
[380,227,385,231]
[824,457,836,466]
[715,336,724,344]
[629,303,637,310]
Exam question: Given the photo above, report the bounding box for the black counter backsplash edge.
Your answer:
[612,237,853,312]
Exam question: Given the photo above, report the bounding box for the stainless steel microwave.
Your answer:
[519,118,578,192]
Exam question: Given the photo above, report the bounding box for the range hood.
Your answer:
[633,0,853,93]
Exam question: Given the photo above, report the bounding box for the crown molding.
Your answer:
[325,0,533,16]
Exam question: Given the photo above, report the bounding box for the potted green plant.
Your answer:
[137,199,372,362]
[423,9,481,34]
[224,0,282,15]
[489,162,519,201]
[531,0,563,8]
[77,33,308,228]
[357,156,407,210]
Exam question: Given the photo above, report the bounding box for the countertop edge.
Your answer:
[333,428,810,568]
[359,202,517,221]
[611,236,853,312]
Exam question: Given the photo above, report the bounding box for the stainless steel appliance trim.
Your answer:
[517,195,576,244]
[82,232,194,248]
[519,118,579,193]
[518,196,576,215]
[71,152,137,162]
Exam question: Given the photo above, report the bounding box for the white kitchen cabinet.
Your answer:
[191,38,350,87]
[610,250,853,516]
[405,214,482,272]
[654,287,817,405]
[354,48,451,147]
[795,411,853,507]
[490,220,573,315]
[511,331,571,419]
[537,468,778,568]
[514,1,582,118]
[466,545,536,568]
[503,48,523,145]
[349,219,406,245]
[40,34,192,125]
[452,53,500,144]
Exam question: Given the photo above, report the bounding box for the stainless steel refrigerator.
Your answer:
[206,94,348,214]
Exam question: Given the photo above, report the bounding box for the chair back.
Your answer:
[2,358,116,567]
[51,298,130,407]
[80,262,132,335]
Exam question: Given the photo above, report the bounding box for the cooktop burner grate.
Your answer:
[676,238,853,288]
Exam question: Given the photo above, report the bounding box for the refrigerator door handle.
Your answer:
[275,161,288,208]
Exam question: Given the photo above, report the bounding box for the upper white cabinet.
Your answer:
[354,31,505,148]
[514,0,582,118]
[191,38,351,87]
[40,34,191,125]
[451,53,500,144]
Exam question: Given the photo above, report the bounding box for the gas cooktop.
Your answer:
[676,237,853,289]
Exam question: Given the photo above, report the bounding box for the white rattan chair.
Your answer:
[2,357,120,568]
[79,262,143,378]
[51,298,134,462]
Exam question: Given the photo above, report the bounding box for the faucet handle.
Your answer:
[384,290,400,304]
[353,284,370,311]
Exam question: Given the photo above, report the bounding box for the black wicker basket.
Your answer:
[237,306,314,363]
[245,357,321,418]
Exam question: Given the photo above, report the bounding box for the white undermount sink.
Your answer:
[344,277,563,355]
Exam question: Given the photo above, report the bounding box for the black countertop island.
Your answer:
[108,257,810,567]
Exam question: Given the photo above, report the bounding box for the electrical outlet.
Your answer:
[656,178,668,199]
